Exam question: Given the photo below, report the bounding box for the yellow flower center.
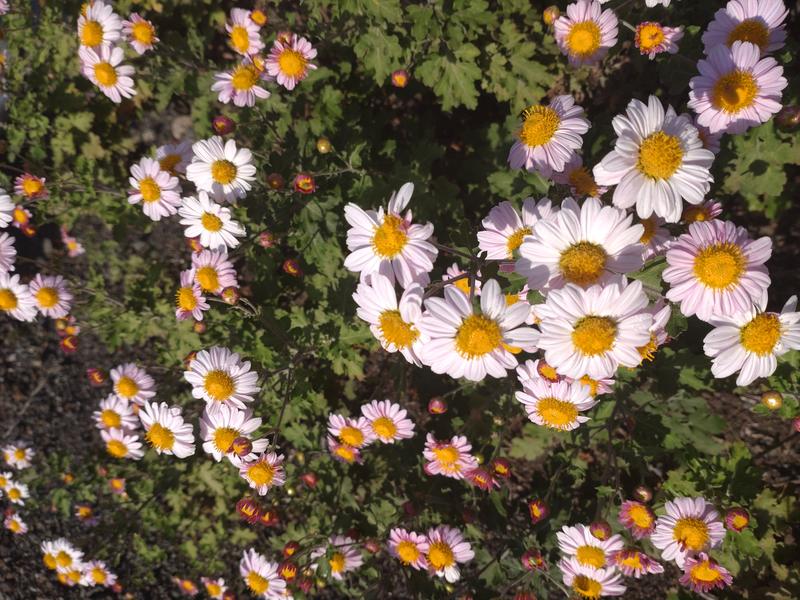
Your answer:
[91,568,107,584]
[8,519,21,533]
[67,569,82,583]
[330,552,346,573]
[693,242,745,289]
[569,167,599,197]
[339,425,365,448]
[637,333,659,363]
[101,409,121,428]
[44,554,57,570]
[80,20,103,46]
[455,314,503,358]
[211,159,237,185]
[620,553,643,570]
[396,540,420,564]
[519,105,561,147]
[0,474,5,486]
[372,215,408,258]
[507,227,532,256]
[371,416,397,440]
[12,207,28,224]
[204,370,235,401]
[539,361,561,382]
[159,154,181,174]
[200,213,223,234]
[566,21,602,57]
[278,49,307,77]
[8,488,21,501]
[246,572,269,594]
[726,19,769,51]
[683,205,711,223]
[116,376,139,398]
[176,287,197,311]
[132,20,155,44]
[196,266,220,292]
[334,444,357,462]
[536,396,579,429]
[22,178,43,196]
[13,449,24,460]
[230,25,251,53]
[673,517,710,551]
[690,560,722,583]
[231,64,261,91]
[34,287,58,308]
[139,177,161,203]
[427,542,455,570]
[576,545,606,568]
[739,313,781,355]
[731,514,748,529]
[573,575,602,599]
[639,217,657,245]
[712,70,758,113]
[213,427,238,453]
[247,461,276,486]
[637,22,665,51]
[629,504,654,529]
[0,289,18,311]
[146,423,175,451]
[106,439,129,458]
[94,62,118,87]
[206,582,221,595]
[559,242,608,286]
[56,551,72,568]
[432,446,460,468]
[378,309,418,349]
[453,277,471,295]
[638,131,684,180]
[572,316,617,356]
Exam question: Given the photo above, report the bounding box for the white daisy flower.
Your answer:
[360,399,415,443]
[593,95,714,223]
[79,44,135,103]
[122,13,158,54]
[199,404,267,462]
[327,414,376,449]
[226,8,265,56]
[651,497,725,567]
[516,197,644,291]
[186,137,256,202]
[77,0,121,48]
[81,560,117,587]
[139,401,196,458]
[558,556,627,598]
[477,198,557,260]
[311,535,364,581]
[28,274,73,318]
[44,539,84,574]
[265,34,318,90]
[110,363,156,406]
[175,268,210,322]
[554,0,619,67]
[93,394,139,431]
[0,189,13,228]
[192,249,238,295]
[128,157,182,221]
[179,192,246,250]
[240,549,287,598]
[702,0,788,56]
[238,452,286,496]
[201,577,227,600]
[101,428,144,460]
[0,232,15,274]
[425,526,474,583]
[184,346,261,409]
[2,444,34,469]
[4,513,27,535]
[156,140,193,175]
[6,480,29,505]
[423,433,478,479]
[0,471,12,493]
[516,379,598,431]
[212,59,271,107]
[0,273,37,322]
[557,524,625,568]
[419,279,540,381]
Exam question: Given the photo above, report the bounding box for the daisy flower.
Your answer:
[81,561,117,587]
[443,263,480,296]
[212,60,271,107]
[77,0,121,48]
[4,513,27,535]
[593,96,714,223]
[725,507,750,532]
[0,273,37,322]
[538,279,653,379]
[157,140,193,175]
[3,443,35,469]
[6,481,29,505]
[635,22,683,59]
[478,198,557,260]
[175,268,210,321]
[123,13,158,54]
[425,526,474,583]
[343,182,438,288]
[556,524,624,569]
[361,399,415,443]
[0,232,16,274]
[128,157,182,221]
[265,34,317,90]
[28,274,72,318]
[186,137,256,202]
[508,96,589,177]
[227,8,264,56]
[680,553,733,593]
[184,346,261,409]
[328,414,375,449]
[651,497,725,567]
[683,198,723,223]
[240,549,286,597]
[559,557,626,598]
[11,205,31,230]
[554,0,618,67]
[352,273,427,366]
[638,216,672,261]
[101,428,145,460]
[663,219,771,322]
[200,404,266,462]
[704,295,800,386]
[41,539,81,572]
[239,452,286,496]
[139,401,196,458]
[14,173,48,199]
[311,535,364,580]
[419,279,540,381]
[423,433,478,479]
[61,227,85,257]
[551,154,606,199]
[192,249,238,295]
[93,394,138,431]
[1,189,13,228]
[0,471,11,493]
[638,301,672,363]
[610,549,664,578]
[111,363,156,406]
[688,41,787,135]
[388,528,429,570]
[702,0,787,56]
[179,192,246,250]
[619,500,657,539]
[327,436,363,464]
[201,577,227,600]
[79,44,135,103]
[516,197,644,290]
[516,379,598,431]
[516,357,564,386]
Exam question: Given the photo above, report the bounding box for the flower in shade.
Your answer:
[551,155,605,199]
[558,557,626,598]
[200,404,266,462]
[688,41,787,135]
[651,497,725,567]
[683,199,722,223]
[192,249,238,295]
[423,434,478,479]
[0,233,16,274]
[610,549,664,578]
[123,13,158,54]
[529,499,549,523]
[702,0,787,56]
[553,0,618,67]
[311,535,364,580]
[79,45,135,103]
[175,268,210,321]
[6,481,29,505]
[239,452,286,496]
[128,157,182,221]
[110,363,155,406]
[212,60,271,107]
[391,69,409,87]
[187,137,256,202]
[184,346,261,409]
[327,414,375,449]
[508,96,590,177]
[635,22,683,59]
[388,528,429,570]
[443,262,480,297]
[265,34,317,90]
[14,174,48,199]
[419,279,540,381]
[4,513,27,535]
[466,467,499,491]
[619,500,656,539]
[663,219,771,322]
[139,401,196,458]
[557,524,624,569]
[593,96,714,223]
[93,394,138,432]
[179,192,246,250]
[1,190,13,227]
[2,443,34,469]
[703,294,800,386]
[327,436,363,464]
[517,197,644,291]
[343,182,438,288]
[0,273,36,322]
[361,399,415,443]
[77,0,121,48]
[227,8,265,56]
[425,526,474,583]
[679,553,733,593]
[353,273,427,366]
[81,561,117,587]
[28,274,72,319]
[516,379,597,431]
[478,198,557,260]
[157,140,193,175]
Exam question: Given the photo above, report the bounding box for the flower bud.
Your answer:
[283,541,300,557]
[521,549,546,571]
[364,539,381,553]
[212,115,235,135]
[236,497,261,524]
[193,320,206,334]
[634,485,653,503]
[250,9,268,26]
[258,231,277,248]
[221,286,240,305]
[282,258,302,277]
[589,520,612,541]
[316,137,332,154]
[391,69,409,88]
[183,351,197,369]
[86,368,107,387]
[543,6,560,26]
[528,499,549,524]
[186,236,203,253]
[279,561,298,581]
[491,457,511,479]
[266,172,285,190]
[60,335,78,354]
[725,507,750,532]
[258,508,279,527]
[761,391,782,410]
[775,106,800,130]
[300,472,317,488]
[230,437,252,457]
[428,397,447,415]
[293,172,316,194]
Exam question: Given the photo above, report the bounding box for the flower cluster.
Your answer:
[388,526,474,583]
[327,399,415,464]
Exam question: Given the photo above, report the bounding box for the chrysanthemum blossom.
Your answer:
[517,197,644,290]
[635,22,683,59]
[175,268,209,321]
[179,192,246,251]
[93,394,138,432]
[619,500,656,539]
[388,528,429,570]
[0,233,15,274]
[2,443,34,469]
[157,140,193,175]
[516,379,598,431]
[593,96,714,223]
[425,526,474,583]
[42,538,84,575]
[311,536,364,580]
[212,60,271,107]
[110,363,156,406]
[704,295,800,386]
[423,433,478,479]
[327,436,363,464]
[239,452,286,495]
[192,249,238,295]
[688,41,787,135]
[265,34,318,90]
[557,524,624,569]
[508,96,589,177]
[186,137,256,202]
[680,553,733,593]
[551,155,605,199]
[4,513,27,535]
[0,273,37,322]
[200,577,227,600]
[554,0,618,67]
[226,8,265,56]
[128,157,182,221]
[200,404,266,462]
[663,219,771,322]
[443,263,480,296]
[81,560,117,587]
[123,13,158,54]
[611,549,664,578]
[139,401,196,458]
[239,549,286,597]
[28,274,72,318]
[77,0,121,48]
[343,182,438,288]
[651,497,725,567]
[559,556,626,598]
[184,346,261,409]
[328,414,375,449]
[79,45,135,103]
[478,198,557,260]
[14,174,48,199]
[361,399,415,443]
[5,481,29,505]
[702,0,787,56]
